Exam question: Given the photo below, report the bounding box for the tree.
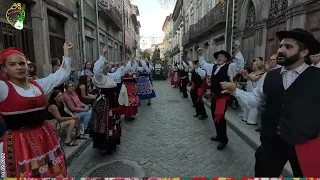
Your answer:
[151,48,161,64]
[141,49,152,61]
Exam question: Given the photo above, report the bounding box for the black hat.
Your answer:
[192,59,199,63]
[213,50,231,61]
[276,28,320,55]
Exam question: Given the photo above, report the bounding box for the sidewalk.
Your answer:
[64,136,92,167]
[187,87,293,177]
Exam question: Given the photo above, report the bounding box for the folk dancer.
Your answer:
[91,47,128,155]
[199,42,244,150]
[137,60,156,105]
[170,62,180,87]
[179,60,189,98]
[0,42,73,177]
[190,59,208,120]
[221,28,320,177]
[119,57,139,120]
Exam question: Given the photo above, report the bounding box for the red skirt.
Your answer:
[170,72,180,85]
[0,121,67,177]
[120,81,139,117]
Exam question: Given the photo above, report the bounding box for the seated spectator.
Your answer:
[47,90,80,146]
[76,75,96,105]
[63,81,91,136]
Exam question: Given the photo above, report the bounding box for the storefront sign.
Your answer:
[5,3,26,30]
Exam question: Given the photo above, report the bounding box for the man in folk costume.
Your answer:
[119,56,139,120]
[178,59,189,98]
[199,41,244,150]
[190,59,208,120]
[221,28,320,177]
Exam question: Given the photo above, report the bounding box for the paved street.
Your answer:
[67,80,255,177]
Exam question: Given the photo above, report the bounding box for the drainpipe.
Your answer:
[224,0,229,51]
[96,0,100,56]
[122,0,126,60]
[230,0,235,53]
[80,0,86,62]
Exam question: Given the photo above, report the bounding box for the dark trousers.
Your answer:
[190,89,197,106]
[181,77,188,98]
[0,121,6,138]
[116,83,122,98]
[255,136,303,177]
[196,100,207,117]
[211,98,228,144]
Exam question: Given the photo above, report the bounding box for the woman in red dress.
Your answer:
[119,57,139,120]
[0,42,73,177]
[170,62,180,87]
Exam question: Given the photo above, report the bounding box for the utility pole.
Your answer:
[122,0,126,60]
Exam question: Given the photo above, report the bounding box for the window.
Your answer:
[85,37,94,62]
[0,23,35,61]
[48,12,65,59]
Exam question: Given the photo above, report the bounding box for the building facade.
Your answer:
[230,0,320,62]
[124,0,140,59]
[0,0,141,77]
[162,14,171,63]
[182,0,226,63]
[169,0,183,64]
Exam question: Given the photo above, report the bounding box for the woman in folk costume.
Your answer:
[0,42,73,177]
[119,57,139,120]
[170,62,180,87]
[199,42,244,150]
[91,48,128,155]
[136,59,156,106]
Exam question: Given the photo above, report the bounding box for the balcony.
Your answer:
[98,1,122,31]
[190,2,226,41]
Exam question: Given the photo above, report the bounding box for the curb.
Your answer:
[66,138,92,167]
[187,88,293,177]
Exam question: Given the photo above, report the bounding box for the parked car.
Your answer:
[152,63,168,80]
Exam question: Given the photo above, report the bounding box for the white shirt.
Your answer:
[235,63,309,108]
[194,67,206,80]
[0,57,72,102]
[199,51,244,78]
[93,56,128,87]
[312,62,320,68]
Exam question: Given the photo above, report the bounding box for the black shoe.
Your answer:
[198,115,208,120]
[130,117,135,120]
[217,143,227,150]
[210,136,220,141]
[182,96,188,98]
[193,114,200,117]
[255,128,261,132]
[147,102,151,106]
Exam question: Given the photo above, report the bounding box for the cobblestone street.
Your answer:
[67,80,255,177]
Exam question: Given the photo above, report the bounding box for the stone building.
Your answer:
[228,0,320,62]
[123,0,140,59]
[169,0,184,64]
[0,0,80,77]
[182,0,226,62]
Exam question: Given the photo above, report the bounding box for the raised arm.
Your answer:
[36,42,73,95]
[227,40,245,78]
[108,63,129,80]
[93,47,108,80]
[199,57,214,76]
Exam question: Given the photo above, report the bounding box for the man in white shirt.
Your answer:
[221,28,320,177]
[268,54,282,70]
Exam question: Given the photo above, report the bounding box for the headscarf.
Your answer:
[0,48,26,64]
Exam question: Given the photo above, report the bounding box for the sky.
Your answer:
[132,0,175,49]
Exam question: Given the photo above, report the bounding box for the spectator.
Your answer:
[311,53,320,68]
[51,58,65,92]
[81,62,94,77]
[63,80,91,137]
[75,75,97,105]
[27,60,38,80]
[47,90,80,146]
